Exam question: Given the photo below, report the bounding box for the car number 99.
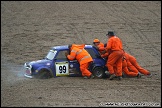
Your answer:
[55,62,69,76]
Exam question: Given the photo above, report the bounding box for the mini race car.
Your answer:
[24,45,108,79]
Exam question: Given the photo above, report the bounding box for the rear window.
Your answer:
[85,48,98,58]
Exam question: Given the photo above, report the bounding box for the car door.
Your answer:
[54,50,80,77]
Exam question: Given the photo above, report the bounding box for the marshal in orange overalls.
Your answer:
[113,56,139,77]
[67,44,93,77]
[105,32,124,78]
[93,39,108,57]
[124,52,151,75]
[122,53,139,77]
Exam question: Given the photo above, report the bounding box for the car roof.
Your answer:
[51,45,93,50]
[51,45,68,50]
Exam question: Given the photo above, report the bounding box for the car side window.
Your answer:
[55,50,68,60]
[85,48,98,58]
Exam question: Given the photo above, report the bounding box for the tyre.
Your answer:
[92,67,105,79]
[35,69,53,79]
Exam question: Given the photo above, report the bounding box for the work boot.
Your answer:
[117,76,122,80]
[147,73,152,77]
[83,76,88,79]
[105,71,109,75]
[83,74,95,79]
[137,73,141,78]
[109,74,116,80]
[89,74,95,79]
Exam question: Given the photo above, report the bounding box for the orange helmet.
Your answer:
[93,39,100,43]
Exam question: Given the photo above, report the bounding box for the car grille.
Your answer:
[25,69,31,75]
[24,63,32,75]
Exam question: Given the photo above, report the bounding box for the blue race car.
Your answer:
[24,45,108,79]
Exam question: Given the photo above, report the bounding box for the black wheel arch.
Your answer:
[35,68,53,79]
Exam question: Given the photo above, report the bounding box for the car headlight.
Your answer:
[24,63,27,68]
[24,62,31,68]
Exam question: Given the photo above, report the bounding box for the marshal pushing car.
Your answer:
[24,45,108,79]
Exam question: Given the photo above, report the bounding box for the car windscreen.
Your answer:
[46,50,57,60]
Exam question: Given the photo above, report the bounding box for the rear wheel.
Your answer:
[35,69,53,79]
[92,67,105,79]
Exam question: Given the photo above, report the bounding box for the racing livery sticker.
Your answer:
[55,61,69,76]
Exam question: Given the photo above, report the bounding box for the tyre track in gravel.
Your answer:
[100,1,161,62]
[90,1,134,53]
[56,2,87,44]
[65,23,87,44]
[100,2,145,44]
[129,2,161,60]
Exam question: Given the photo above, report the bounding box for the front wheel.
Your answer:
[92,67,105,79]
[35,69,53,79]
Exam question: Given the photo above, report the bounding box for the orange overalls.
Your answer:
[113,55,139,77]
[97,42,105,52]
[122,53,139,77]
[95,42,108,57]
[113,60,138,77]
[105,36,124,77]
[125,53,150,75]
[67,44,93,77]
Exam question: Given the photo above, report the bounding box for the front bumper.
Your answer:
[24,63,33,78]
[24,73,33,78]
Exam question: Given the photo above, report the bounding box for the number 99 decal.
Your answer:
[59,65,66,73]
[55,62,69,76]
